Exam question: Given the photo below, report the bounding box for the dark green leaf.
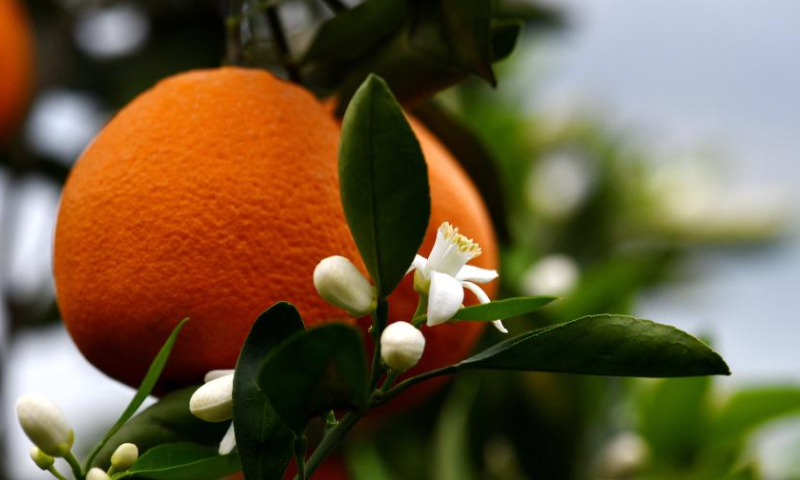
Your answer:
[441,0,496,85]
[458,315,730,377]
[339,75,430,296]
[91,387,228,469]
[711,386,800,444]
[257,324,369,435]
[302,0,408,65]
[85,319,189,470]
[432,380,479,480]
[452,296,557,321]
[121,443,240,480]
[489,20,522,61]
[233,303,304,480]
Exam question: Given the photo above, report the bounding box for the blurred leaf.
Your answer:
[333,21,520,113]
[637,377,712,468]
[452,296,557,321]
[92,388,228,469]
[494,0,565,28]
[302,0,407,65]
[459,315,730,377]
[120,443,240,480]
[712,386,800,444]
[86,319,189,470]
[233,303,303,480]
[257,324,369,435]
[432,380,479,480]
[345,441,396,480]
[412,102,510,243]
[339,75,430,297]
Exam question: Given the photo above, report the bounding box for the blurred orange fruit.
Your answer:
[0,0,34,139]
[54,67,497,400]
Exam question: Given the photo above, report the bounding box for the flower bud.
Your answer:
[29,447,54,470]
[15,394,74,457]
[313,256,375,317]
[204,369,235,383]
[87,467,112,480]
[190,373,234,422]
[380,322,425,372]
[111,443,139,471]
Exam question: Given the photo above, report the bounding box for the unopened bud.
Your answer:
[87,467,112,480]
[29,447,54,470]
[204,369,235,383]
[313,256,375,317]
[111,443,139,471]
[16,394,74,457]
[190,373,234,422]
[380,322,425,372]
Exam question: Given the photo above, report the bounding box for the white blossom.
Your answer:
[15,394,74,457]
[407,222,504,332]
[111,443,139,471]
[190,373,233,423]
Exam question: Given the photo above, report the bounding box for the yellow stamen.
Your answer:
[440,222,482,257]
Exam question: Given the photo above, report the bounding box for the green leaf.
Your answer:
[637,377,712,467]
[302,0,408,65]
[91,387,228,469]
[339,75,430,297]
[257,324,369,435]
[85,318,189,470]
[233,303,304,480]
[711,386,800,444]
[441,0,496,85]
[431,380,479,480]
[489,20,522,61]
[458,315,730,377]
[121,443,240,480]
[452,296,557,321]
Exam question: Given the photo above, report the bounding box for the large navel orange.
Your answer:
[54,66,497,397]
[0,0,34,139]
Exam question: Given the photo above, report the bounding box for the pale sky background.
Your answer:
[4,1,800,478]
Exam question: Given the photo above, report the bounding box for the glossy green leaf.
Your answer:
[711,386,800,444]
[339,75,430,297]
[458,315,730,377]
[452,296,557,321]
[91,387,228,469]
[233,302,304,480]
[120,443,240,480]
[85,318,189,470]
[257,324,369,435]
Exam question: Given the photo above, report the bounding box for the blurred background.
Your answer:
[1,0,798,479]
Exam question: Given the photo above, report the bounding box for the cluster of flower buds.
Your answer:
[313,222,501,374]
[16,393,139,479]
[190,370,237,455]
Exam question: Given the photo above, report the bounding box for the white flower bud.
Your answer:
[111,443,139,471]
[190,373,234,422]
[313,255,375,317]
[204,369,235,383]
[29,446,54,470]
[87,467,112,480]
[596,432,650,478]
[380,322,425,372]
[521,254,579,297]
[16,394,74,457]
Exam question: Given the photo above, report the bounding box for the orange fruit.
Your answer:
[54,67,497,399]
[0,0,34,139]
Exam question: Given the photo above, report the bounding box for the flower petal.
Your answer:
[406,255,428,275]
[456,265,499,283]
[427,271,464,327]
[461,281,508,333]
[219,423,236,455]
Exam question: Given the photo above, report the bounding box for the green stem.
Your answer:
[47,466,70,480]
[295,411,363,480]
[379,370,400,393]
[411,294,428,327]
[64,451,84,480]
[368,299,389,390]
[377,365,459,405]
[293,436,308,480]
